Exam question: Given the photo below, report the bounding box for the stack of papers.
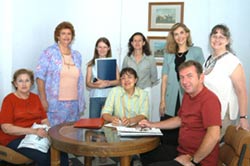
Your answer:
[116,126,163,136]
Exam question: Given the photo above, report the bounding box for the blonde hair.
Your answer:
[166,23,193,54]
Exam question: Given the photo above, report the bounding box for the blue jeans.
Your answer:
[7,138,69,166]
[89,97,106,118]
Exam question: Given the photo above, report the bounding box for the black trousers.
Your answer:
[148,160,183,166]
[160,114,179,146]
[140,143,179,166]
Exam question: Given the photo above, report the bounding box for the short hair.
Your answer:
[120,67,138,80]
[178,60,203,76]
[12,69,34,90]
[54,21,75,43]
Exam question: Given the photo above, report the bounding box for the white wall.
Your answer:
[1,0,250,117]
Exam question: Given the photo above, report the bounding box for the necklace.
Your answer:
[62,55,75,69]
[177,53,184,58]
[204,51,228,75]
[176,50,188,58]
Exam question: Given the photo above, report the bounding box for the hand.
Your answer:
[36,128,48,138]
[121,117,130,126]
[237,118,249,131]
[159,101,166,117]
[94,79,110,88]
[138,119,152,128]
[175,154,193,166]
[111,117,121,126]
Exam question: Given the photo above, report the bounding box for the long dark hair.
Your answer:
[127,32,151,56]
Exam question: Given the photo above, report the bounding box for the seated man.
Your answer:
[102,67,149,126]
[139,60,221,166]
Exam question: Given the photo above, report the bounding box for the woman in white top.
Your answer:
[86,37,120,118]
[203,24,249,137]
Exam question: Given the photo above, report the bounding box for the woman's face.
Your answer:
[14,73,32,94]
[57,28,73,46]
[97,41,110,58]
[210,29,229,51]
[173,27,189,47]
[131,35,145,51]
[120,72,137,92]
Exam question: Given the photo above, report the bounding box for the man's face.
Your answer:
[179,66,204,97]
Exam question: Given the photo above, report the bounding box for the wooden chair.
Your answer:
[0,145,32,165]
[218,125,250,166]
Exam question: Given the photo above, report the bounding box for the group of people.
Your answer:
[0,20,248,166]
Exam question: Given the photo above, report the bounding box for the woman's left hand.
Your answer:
[237,118,249,131]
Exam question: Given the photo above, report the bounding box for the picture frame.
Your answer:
[148,2,184,31]
[148,36,167,66]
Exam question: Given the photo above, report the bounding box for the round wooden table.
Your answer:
[48,122,160,166]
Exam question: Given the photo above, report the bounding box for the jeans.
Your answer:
[7,138,69,166]
[89,97,106,118]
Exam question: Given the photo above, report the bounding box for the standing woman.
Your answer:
[86,37,120,118]
[122,32,158,121]
[204,24,249,137]
[160,23,205,145]
[35,21,85,127]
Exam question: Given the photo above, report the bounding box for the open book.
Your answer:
[104,123,162,136]
[117,126,163,136]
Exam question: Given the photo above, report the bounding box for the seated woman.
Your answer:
[0,69,68,166]
[101,67,149,126]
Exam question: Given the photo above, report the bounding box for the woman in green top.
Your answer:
[160,23,205,145]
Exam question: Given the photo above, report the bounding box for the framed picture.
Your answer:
[148,36,167,66]
[148,2,184,31]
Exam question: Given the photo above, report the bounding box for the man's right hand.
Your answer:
[138,119,152,128]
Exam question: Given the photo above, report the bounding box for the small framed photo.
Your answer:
[148,2,184,31]
[148,36,167,66]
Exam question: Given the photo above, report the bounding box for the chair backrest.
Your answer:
[218,125,250,166]
[0,145,32,164]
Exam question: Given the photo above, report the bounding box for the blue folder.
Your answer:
[95,58,117,81]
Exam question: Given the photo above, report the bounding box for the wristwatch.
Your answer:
[240,115,248,119]
[190,158,200,166]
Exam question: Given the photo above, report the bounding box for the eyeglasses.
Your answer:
[211,35,227,40]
